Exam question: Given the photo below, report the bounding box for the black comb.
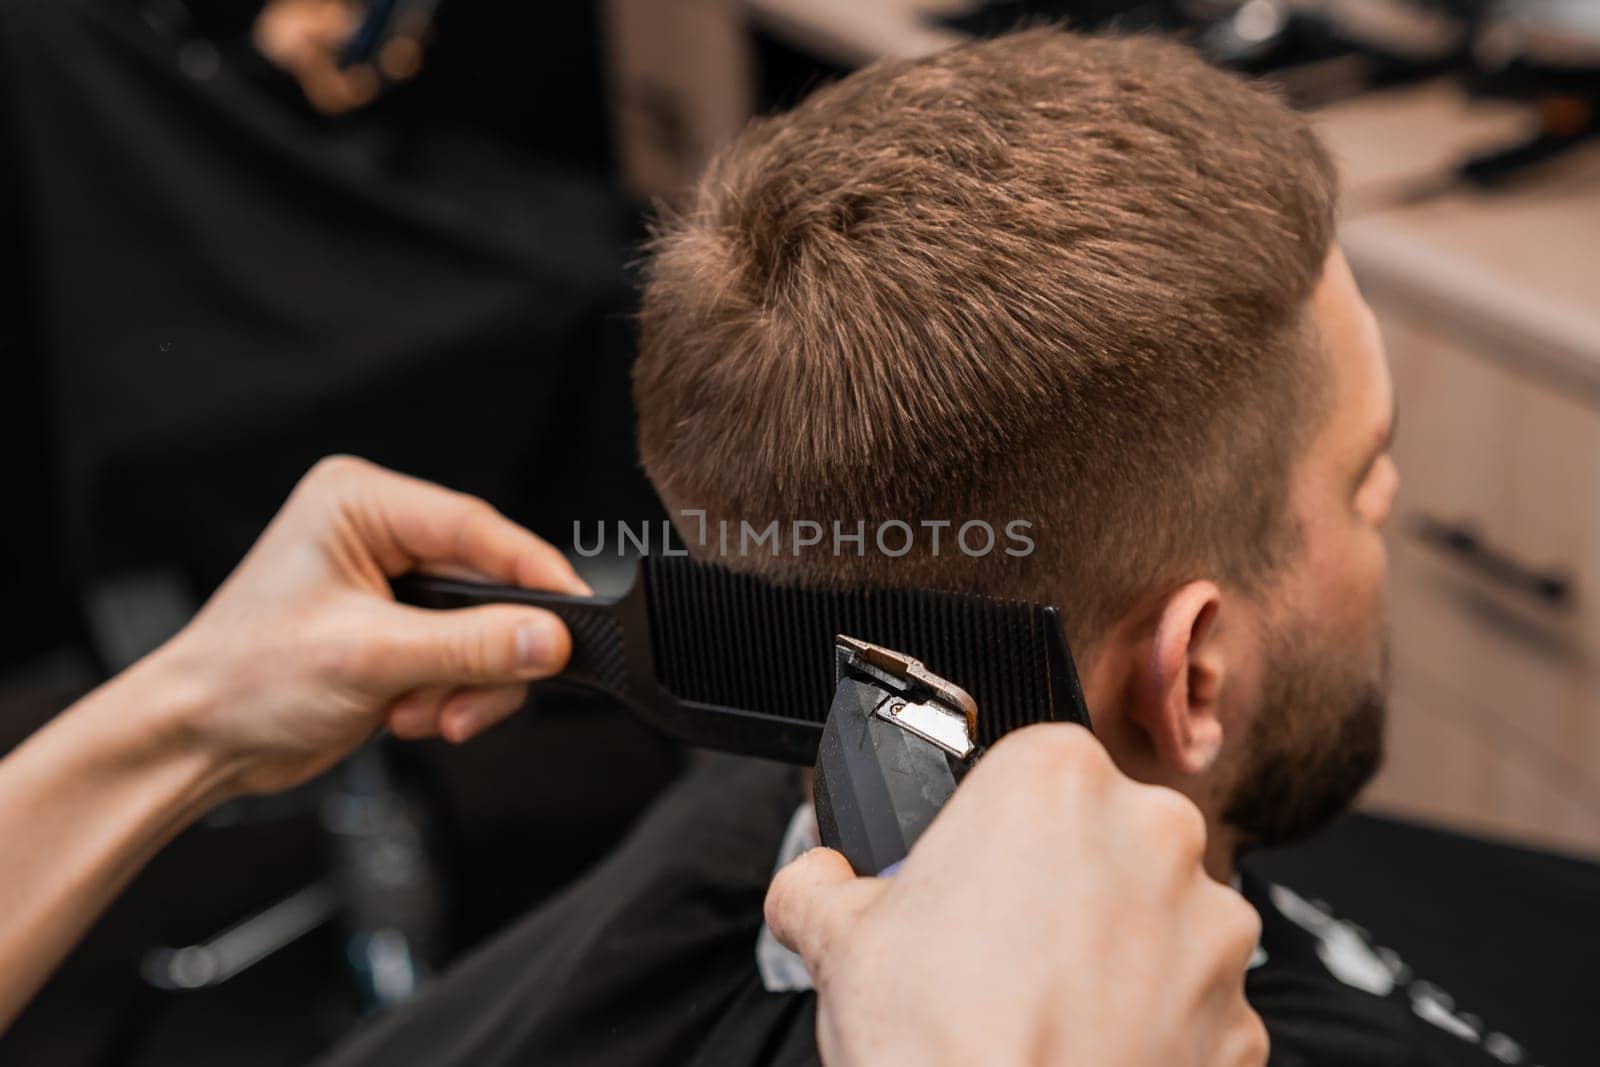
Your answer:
[391,556,1090,764]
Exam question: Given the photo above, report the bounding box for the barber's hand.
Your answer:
[254,0,428,115]
[154,455,589,797]
[766,725,1267,1067]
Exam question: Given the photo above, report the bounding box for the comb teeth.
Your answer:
[644,556,1073,749]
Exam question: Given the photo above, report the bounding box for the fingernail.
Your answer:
[515,616,561,673]
[560,566,593,597]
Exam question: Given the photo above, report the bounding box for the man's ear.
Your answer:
[1130,580,1227,777]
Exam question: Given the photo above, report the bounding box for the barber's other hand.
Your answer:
[254,0,428,115]
[766,725,1267,1067]
[153,455,589,797]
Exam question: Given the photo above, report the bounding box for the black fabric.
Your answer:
[0,0,73,666]
[1241,874,1462,1067]
[320,756,1577,1067]
[1246,812,1599,1063]
[0,0,657,602]
[318,754,808,1067]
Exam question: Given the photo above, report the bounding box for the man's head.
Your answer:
[634,30,1397,865]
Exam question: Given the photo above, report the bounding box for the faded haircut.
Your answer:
[634,28,1338,653]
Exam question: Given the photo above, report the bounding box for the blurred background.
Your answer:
[0,0,1595,1063]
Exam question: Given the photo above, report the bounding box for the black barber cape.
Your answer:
[319,756,1538,1067]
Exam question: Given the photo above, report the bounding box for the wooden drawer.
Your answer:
[1366,658,1600,857]
[1370,531,1600,854]
[1380,306,1600,655]
[1360,304,1600,855]
[1316,87,1600,856]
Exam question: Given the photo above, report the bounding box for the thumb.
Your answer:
[386,603,572,690]
[765,848,884,976]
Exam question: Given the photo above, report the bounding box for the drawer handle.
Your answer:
[1413,516,1575,609]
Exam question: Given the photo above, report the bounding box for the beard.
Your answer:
[1221,613,1389,851]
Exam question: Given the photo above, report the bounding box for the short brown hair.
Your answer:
[634,29,1337,652]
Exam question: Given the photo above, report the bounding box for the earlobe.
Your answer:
[1137,581,1227,777]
